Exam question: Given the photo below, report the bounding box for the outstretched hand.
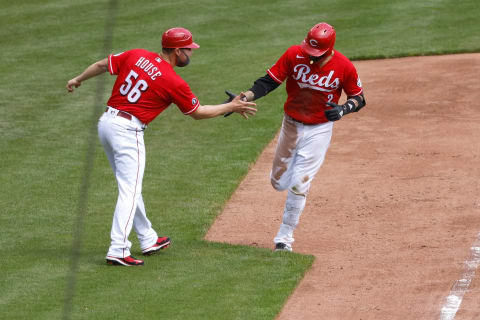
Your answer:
[223,90,236,117]
[231,92,257,119]
[223,90,249,118]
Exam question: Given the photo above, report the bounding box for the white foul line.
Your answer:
[439,232,480,320]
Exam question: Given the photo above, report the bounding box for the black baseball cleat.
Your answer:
[274,242,293,252]
[142,236,171,256]
[106,255,144,266]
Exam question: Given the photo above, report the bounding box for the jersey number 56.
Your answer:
[119,70,148,103]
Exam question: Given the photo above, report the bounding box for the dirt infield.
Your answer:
[206,54,480,319]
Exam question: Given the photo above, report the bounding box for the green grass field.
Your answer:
[1,0,478,319]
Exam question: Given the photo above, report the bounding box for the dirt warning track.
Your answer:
[206,54,480,320]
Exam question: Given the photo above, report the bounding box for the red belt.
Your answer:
[105,107,132,121]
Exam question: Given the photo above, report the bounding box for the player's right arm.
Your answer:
[66,58,109,92]
[241,73,281,102]
[238,46,293,102]
[221,73,279,117]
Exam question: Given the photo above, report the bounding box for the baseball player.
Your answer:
[236,22,365,252]
[66,27,257,266]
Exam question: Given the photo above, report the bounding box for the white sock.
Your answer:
[274,190,306,246]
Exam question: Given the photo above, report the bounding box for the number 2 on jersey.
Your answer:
[119,70,148,103]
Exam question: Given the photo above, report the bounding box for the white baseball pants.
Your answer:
[98,107,158,258]
[271,115,333,249]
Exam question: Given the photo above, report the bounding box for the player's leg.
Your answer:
[271,116,303,251]
[274,121,333,251]
[270,116,301,191]
[290,121,333,195]
[274,189,306,251]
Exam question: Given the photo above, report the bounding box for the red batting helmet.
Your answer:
[301,22,335,57]
[162,27,200,49]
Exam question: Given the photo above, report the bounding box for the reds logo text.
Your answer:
[293,64,339,92]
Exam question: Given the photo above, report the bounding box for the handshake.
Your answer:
[222,90,363,122]
[222,90,249,118]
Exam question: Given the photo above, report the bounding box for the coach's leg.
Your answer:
[124,131,158,249]
[102,119,146,259]
[98,113,116,174]
[133,194,158,250]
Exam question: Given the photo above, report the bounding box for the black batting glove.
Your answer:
[325,102,345,121]
[223,90,248,117]
[223,90,237,103]
[222,90,237,117]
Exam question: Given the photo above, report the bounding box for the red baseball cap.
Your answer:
[301,22,335,57]
[162,27,200,49]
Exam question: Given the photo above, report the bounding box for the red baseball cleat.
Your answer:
[106,255,144,266]
[142,237,171,256]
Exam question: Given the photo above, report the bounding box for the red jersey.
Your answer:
[267,45,363,124]
[107,49,200,124]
